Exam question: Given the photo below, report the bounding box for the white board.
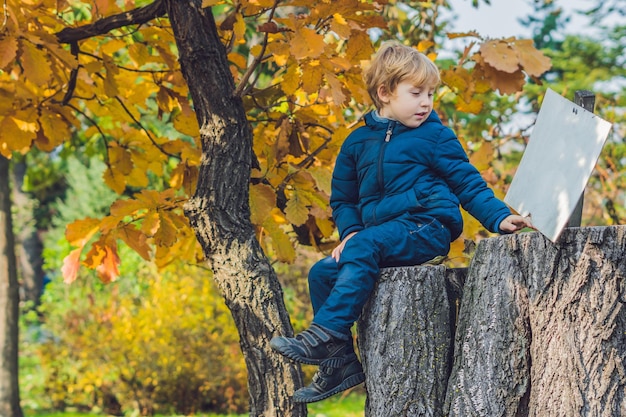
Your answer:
[504,88,613,242]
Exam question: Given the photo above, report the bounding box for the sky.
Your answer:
[444,0,605,39]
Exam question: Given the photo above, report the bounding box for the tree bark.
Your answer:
[446,226,626,416]
[358,266,464,417]
[0,156,24,417]
[12,161,45,307]
[359,226,626,417]
[164,1,305,416]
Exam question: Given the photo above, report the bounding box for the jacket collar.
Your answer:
[363,110,441,132]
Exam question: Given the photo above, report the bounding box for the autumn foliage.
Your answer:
[0,0,551,281]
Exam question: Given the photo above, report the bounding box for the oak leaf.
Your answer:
[61,248,83,284]
[250,183,276,225]
[0,115,36,155]
[39,108,71,149]
[119,225,151,261]
[0,36,18,69]
[330,13,351,39]
[285,191,310,226]
[258,22,280,33]
[512,39,551,77]
[290,27,325,60]
[469,141,494,171]
[479,40,519,73]
[95,244,120,284]
[302,61,324,94]
[154,213,178,247]
[456,98,484,114]
[65,217,101,247]
[20,41,52,85]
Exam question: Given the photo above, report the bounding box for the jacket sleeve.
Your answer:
[330,142,364,240]
[432,129,512,234]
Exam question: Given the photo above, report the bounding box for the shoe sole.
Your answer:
[293,372,366,403]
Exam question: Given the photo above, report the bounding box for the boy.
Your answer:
[270,42,533,403]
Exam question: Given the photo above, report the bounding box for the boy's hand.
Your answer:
[499,214,535,233]
[332,232,358,262]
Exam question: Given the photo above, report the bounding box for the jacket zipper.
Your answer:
[374,121,394,223]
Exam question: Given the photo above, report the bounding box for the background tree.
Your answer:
[0,156,23,417]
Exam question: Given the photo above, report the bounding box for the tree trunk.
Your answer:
[164,1,305,416]
[12,161,45,307]
[359,226,626,416]
[0,156,24,417]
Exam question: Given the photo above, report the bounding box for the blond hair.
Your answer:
[364,41,440,110]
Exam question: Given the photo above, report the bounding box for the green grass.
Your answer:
[26,391,365,417]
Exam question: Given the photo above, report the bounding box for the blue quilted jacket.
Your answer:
[330,110,512,241]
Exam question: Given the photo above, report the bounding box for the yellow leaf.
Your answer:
[39,108,71,149]
[100,39,127,56]
[250,183,276,225]
[330,13,351,39]
[417,40,434,52]
[168,162,185,189]
[102,54,119,97]
[128,42,150,67]
[281,63,300,96]
[65,217,101,246]
[0,116,36,154]
[110,198,145,217]
[447,31,481,40]
[228,51,247,69]
[95,244,120,284]
[0,36,18,69]
[285,191,310,226]
[469,141,494,171]
[118,225,151,260]
[154,213,177,247]
[479,40,520,73]
[141,211,160,235]
[308,166,332,195]
[324,72,346,105]
[345,30,375,62]
[157,86,177,112]
[302,61,324,94]
[103,165,127,194]
[290,27,325,60]
[109,144,133,175]
[456,98,483,114]
[173,108,199,137]
[201,0,225,7]
[268,41,290,67]
[512,39,551,77]
[233,13,246,42]
[128,165,149,188]
[20,41,52,85]
[315,216,335,238]
[441,67,469,92]
[262,212,296,263]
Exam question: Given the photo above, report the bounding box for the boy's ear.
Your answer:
[377,85,391,104]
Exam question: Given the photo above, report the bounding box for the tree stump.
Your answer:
[358,226,626,417]
[357,265,464,416]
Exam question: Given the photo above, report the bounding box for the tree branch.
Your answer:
[56,0,166,44]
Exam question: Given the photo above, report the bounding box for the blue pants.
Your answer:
[309,214,451,336]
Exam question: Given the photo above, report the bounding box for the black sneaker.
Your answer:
[293,354,365,403]
[270,323,351,366]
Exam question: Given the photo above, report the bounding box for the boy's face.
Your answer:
[377,80,436,128]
